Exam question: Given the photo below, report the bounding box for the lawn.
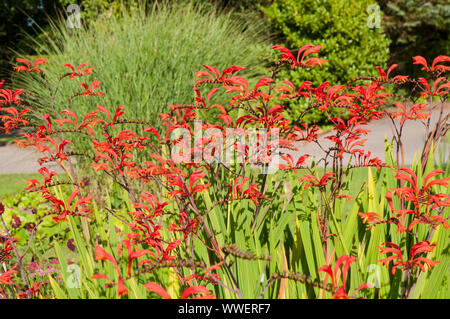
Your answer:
[0,173,41,198]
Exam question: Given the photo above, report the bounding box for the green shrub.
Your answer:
[262,0,391,125]
[15,1,270,167]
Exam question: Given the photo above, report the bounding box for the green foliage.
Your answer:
[262,0,391,125]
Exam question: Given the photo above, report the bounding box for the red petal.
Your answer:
[181,286,212,299]
[144,282,171,299]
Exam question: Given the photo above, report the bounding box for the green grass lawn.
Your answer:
[0,173,41,198]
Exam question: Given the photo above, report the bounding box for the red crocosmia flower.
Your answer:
[144,282,171,299]
[271,45,296,65]
[329,116,369,137]
[413,56,429,71]
[116,277,128,298]
[95,245,119,268]
[358,212,382,226]
[352,150,385,170]
[299,172,336,189]
[93,245,129,298]
[168,210,200,239]
[417,77,450,98]
[1,240,14,260]
[430,55,450,72]
[13,58,31,72]
[317,84,347,111]
[195,64,246,87]
[91,274,111,281]
[336,194,355,202]
[91,132,138,176]
[318,255,369,299]
[279,154,309,173]
[288,122,319,142]
[80,81,105,97]
[387,181,449,233]
[0,88,24,106]
[144,126,162,144]
[144,283,215,299]
[161,238,183,261]
[375,64,398,82]
[181,286,215,299]
[44,189,92,222]
[54,109,99,136]
[183,263,222,285]
[31,135,72,164]
[168,170,210,199]
[277,80,313,100]
[229,176,266,204]
[0,270,17,285]
[63,63,77,78]
[413,55,450,73]
[20,281,45,299]
[242,183,266,205]
[25,170,50,194]
[390,102,431,125]
[135,192,169,217]
[122,239,157,276]
[408,214,450,231]
[296,44,327,68]
[63,62,95,79]
[0,107,30,133]
[346,82,388,121]
[272,44,327,69]
[326,135,367,158]
[390,168,450,215]
[225,76,273,105]
[358,201,408,233]
[377,241,440,276]
[13,57,46,73]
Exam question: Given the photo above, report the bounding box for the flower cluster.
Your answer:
[0,45,448,299]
